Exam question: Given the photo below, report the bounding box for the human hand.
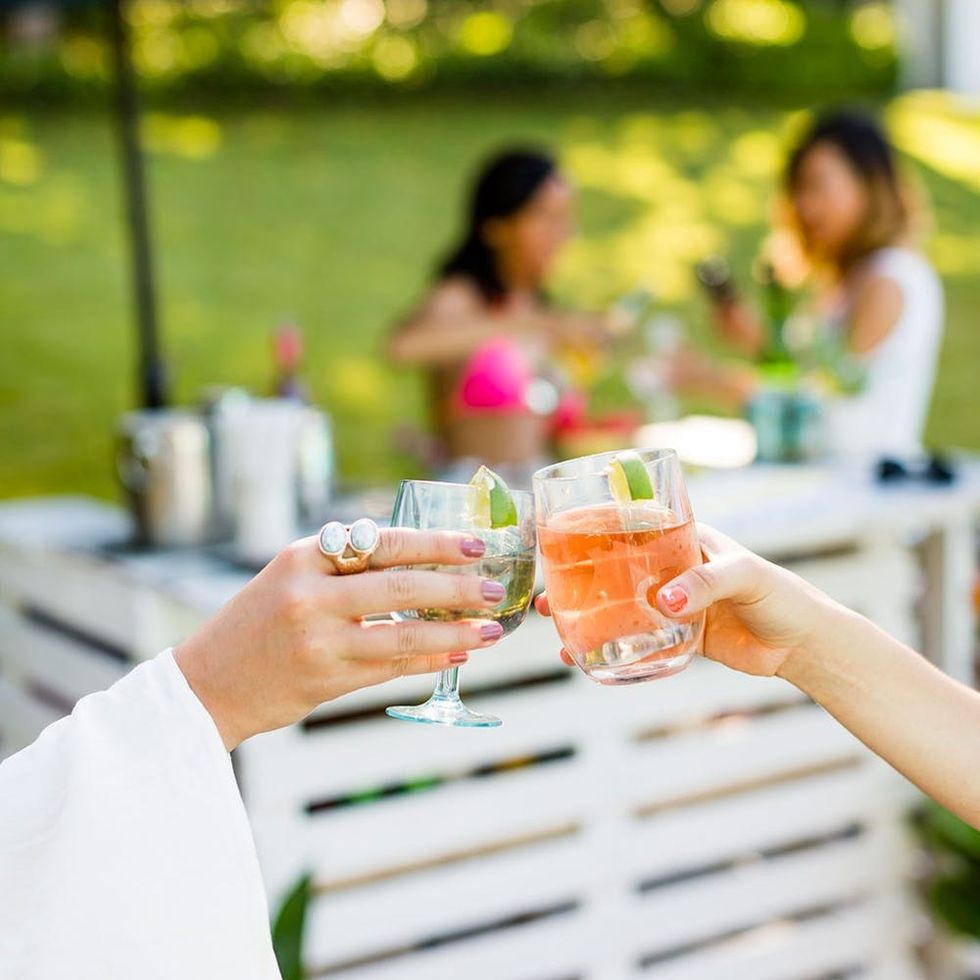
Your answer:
[712,299,763,353]
[175,530,506,750]
[661,346,758,409]
[535,524,845,679]
[660,345,718,391]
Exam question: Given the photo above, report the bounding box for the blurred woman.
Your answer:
[685,111,944,463]
[388,148,615,475]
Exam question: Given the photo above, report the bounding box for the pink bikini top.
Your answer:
[451,336,586,431]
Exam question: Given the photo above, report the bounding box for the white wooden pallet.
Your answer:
[1,485,976,979]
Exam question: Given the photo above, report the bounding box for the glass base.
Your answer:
[575,618,703,686]
[583,648,694,685]
[386,696,502,728]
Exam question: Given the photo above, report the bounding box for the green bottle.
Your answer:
[758,262,797,385]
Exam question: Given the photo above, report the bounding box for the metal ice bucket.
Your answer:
[117,409,213,547]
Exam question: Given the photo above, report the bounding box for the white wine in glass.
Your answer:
[385,478,536,728]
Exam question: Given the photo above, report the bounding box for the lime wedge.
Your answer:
[607,451,654,504]
[468,465,518,529]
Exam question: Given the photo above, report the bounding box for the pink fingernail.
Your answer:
[481,580,506,602]
[449,652,469,664]
[461,538,486,557]
[661,585,688,613]
[480,622,504,642]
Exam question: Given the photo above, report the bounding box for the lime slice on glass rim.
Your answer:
[467,465,519,529]
[607,450,655,505]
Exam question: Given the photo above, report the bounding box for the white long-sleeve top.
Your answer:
[0,648,281,980]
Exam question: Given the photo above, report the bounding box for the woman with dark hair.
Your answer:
[680,110,944,463]
[388,148,615,473]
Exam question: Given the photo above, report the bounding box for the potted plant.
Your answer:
[918,803,980,979]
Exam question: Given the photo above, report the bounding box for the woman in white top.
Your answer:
[682,111,945,462]
[821,244,944,461]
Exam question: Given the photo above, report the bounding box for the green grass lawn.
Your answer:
[2,91,978,500]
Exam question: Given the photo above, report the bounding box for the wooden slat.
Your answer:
[623,829,910,963]
[305,833,585,966]
[0,551,143,655]
[310,907,589,980]
[251,758,583,893]
[621,701,863,812]
[627,764,876,884]
[641,894,919,980]
[784,549,915,609]
[240,656,803,811]
[0,677,64,757]
[0,607,126,705]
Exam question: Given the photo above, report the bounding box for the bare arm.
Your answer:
[539,524,980,827]
[846,273,903,355]
[662,346,759,411]
[780,609,980,825]
[387,277,617,367]
[387,279,521,367]
[712,299,766,356]
[655,526,980,828]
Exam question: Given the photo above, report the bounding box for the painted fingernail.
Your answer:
[480,622,504,642]
[661,585,688,614]
[449,652,469,664]
[461,538,486,557]
[481,580,506,602]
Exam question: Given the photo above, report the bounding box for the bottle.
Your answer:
[272,322,309,403]
[757,262,796,380]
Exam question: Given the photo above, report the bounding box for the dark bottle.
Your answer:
[272,322,310,403]
[695,256,738,307]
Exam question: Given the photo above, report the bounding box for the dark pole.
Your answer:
[105,0,167,409]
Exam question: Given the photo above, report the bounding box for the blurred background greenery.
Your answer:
[3,0,898,103]
[2,0,978,498]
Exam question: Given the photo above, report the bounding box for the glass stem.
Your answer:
[432,665,462,702]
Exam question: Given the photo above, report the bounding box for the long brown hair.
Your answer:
[785,111,919,276]
[439,148,558,302]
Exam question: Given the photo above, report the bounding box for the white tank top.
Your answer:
[824,247,944,463]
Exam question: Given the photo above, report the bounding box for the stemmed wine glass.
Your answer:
[385,479,536,728]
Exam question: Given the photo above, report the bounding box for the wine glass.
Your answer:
[533,448,704,684]
[385,479,536,728]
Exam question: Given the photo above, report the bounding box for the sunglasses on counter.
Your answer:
[876,455,956,486]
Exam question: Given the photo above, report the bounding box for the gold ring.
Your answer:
[318,519,380,575]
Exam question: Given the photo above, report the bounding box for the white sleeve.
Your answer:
[0,649,282,980]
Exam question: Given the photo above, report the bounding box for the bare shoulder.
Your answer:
[412,276,486,322]
[855,270,903,305]
[848,271,903,354]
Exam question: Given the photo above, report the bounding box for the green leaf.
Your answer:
[272,872,313,980]
[921,802,980,864]
[928,873,980,941]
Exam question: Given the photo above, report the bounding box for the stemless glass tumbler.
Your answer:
[534,448,704,684]
[385,479,536,728]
